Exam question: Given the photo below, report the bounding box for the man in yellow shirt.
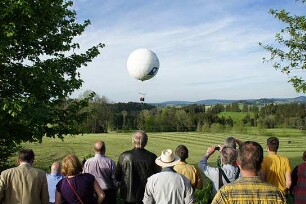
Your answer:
[174,145,203,190]
[259,137,292,195]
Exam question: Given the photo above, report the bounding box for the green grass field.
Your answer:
[12,129,305,204]
[16,129,306,171]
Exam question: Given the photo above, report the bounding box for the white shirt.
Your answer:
[143,167,194,204]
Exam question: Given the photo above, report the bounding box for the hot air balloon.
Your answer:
[127,49,160,102]
[127,48,159,81]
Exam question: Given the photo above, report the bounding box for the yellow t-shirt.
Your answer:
[261,154,291,193]
[174,161,203,190]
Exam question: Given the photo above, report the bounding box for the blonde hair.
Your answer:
[61,154,83,176]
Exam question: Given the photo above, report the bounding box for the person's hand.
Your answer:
[219,145,225,151]
[206,146,217,156]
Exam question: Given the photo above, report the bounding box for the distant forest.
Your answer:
[81,96,306,133]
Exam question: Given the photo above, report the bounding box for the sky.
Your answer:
[71,0,306,103]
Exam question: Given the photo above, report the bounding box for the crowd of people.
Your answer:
[0,130,305,204]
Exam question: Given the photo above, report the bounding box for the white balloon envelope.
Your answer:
[127,48,159,81]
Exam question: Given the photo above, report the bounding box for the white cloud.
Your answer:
[71,0,305,102]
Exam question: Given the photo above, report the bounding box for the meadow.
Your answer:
[14,128,305,203]
[17,128,306,171]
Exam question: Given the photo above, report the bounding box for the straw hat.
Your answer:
[155,149,180,167]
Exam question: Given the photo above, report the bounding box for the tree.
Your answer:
[242,104,249,112]
[211,104,225,114]
[231,103,241,112]
[260,1,306,93]
[0,0,104,169]
[121,110,128,130]
[174,109,192,131]
[84,93,111,133]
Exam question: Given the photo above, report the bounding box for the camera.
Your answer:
[215,146,220,151]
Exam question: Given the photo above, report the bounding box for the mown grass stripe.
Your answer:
[12,130,305,172]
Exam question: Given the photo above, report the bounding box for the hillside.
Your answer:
[152,96,306,106]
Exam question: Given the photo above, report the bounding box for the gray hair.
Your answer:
[221,147,238,165]
[132,130,148,148]
[224,136,236,149]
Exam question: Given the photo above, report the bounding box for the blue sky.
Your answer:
[71,0,305,103]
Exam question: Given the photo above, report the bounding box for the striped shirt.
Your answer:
[212,176,286,204]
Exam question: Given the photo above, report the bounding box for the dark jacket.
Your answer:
[115,148,160,202]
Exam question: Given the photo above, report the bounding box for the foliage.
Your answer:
[258,103,306,128]
[232,121,248,134]
[0,0,104,169]
[194,182,212,204]
[83,93,112,133]
[0,140,20,172]
[225,103,241,112]
[218,112,254,123]
[260,1,306,93]
[210,123,226,133]
[82,97,306,133]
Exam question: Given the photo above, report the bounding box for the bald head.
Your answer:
[94,141,106,154]
[132,130,148,148]
[51,162,61,174]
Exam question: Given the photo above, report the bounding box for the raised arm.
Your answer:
[234,138,243,147]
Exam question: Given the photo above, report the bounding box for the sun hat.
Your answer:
[155,149,180,167]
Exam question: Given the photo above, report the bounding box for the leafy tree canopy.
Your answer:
[260,0,306,93]
[0,0,104,146]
